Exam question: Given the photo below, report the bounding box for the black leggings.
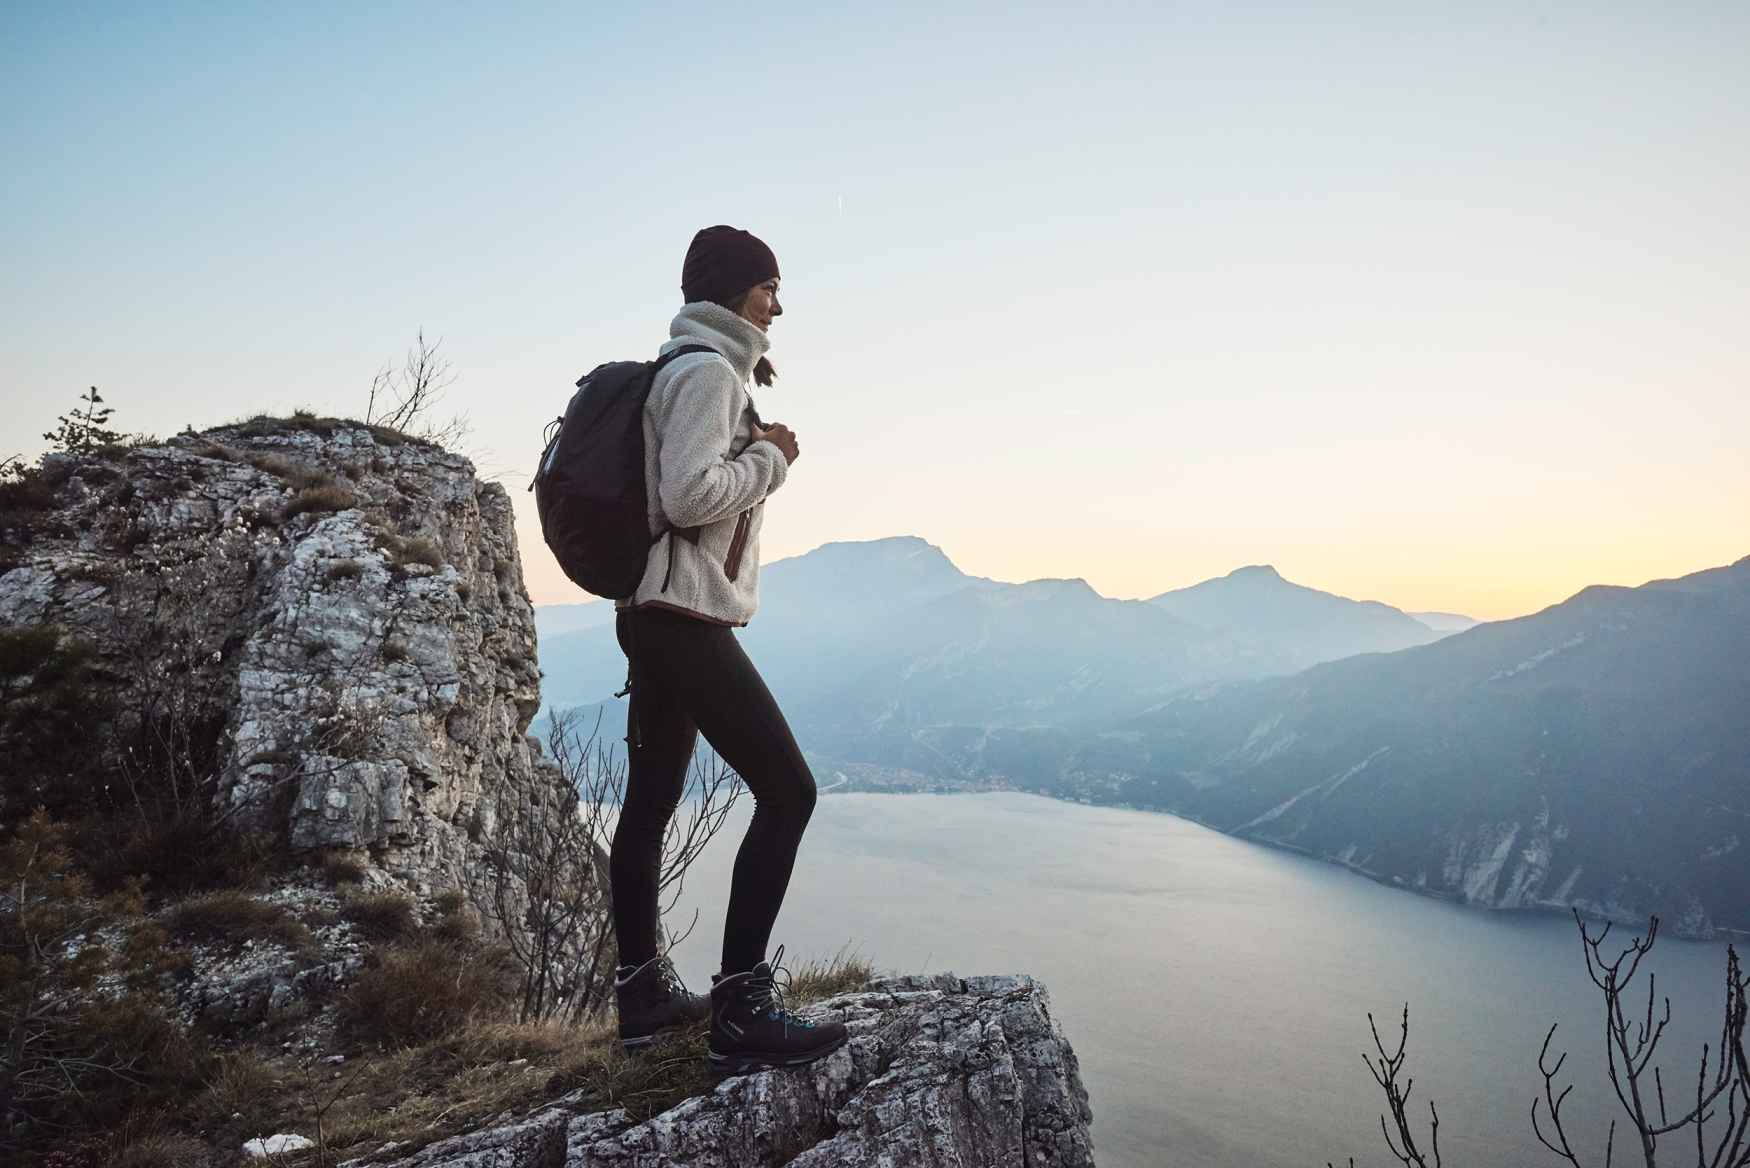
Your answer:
[610,606,817,975]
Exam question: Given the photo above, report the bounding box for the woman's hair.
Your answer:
[723,289,778,388]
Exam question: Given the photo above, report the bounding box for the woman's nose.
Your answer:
[771,298,782,316]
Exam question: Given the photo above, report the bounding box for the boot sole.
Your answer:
[706,1031,849,1075]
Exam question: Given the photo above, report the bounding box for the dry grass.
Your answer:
[282,483,355,520]
[786,945,877,1006]
[320,853,367,886]
[162,890,318,955]
[245,452,336,492]
[260,1014,628,1162]
[338,890,418,942]
[335,936,519,1048]
[195,1050,283,1130]
[224,411,425,449]
[396,537,445,570]
[105,1129,212,1168]
[370,530,446,573]
[33,947,872,1165]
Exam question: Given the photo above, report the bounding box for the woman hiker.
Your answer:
[607,225,848,1074]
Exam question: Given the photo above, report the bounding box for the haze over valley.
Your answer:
[540,537,1750,938]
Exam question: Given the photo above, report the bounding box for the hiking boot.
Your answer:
[615,953,709,1052]
[707,944,849,1074]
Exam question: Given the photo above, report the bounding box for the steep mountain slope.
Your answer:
[1092,557,1750,935]
[1148,564,1442,669]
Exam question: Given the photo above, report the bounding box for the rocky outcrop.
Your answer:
[0,419,575,943]
[343,973,1095,1168]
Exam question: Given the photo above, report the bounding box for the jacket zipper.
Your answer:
[724,508,753,581]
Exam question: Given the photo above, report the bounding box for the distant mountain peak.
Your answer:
[1228,564,1283,580]
[1016,577,1101,599]
[814,534,940,556]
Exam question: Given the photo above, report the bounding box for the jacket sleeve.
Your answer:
[654,356,790,529]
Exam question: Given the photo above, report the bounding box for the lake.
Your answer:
[660,791,1736,1167]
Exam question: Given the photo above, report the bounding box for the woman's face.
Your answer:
[734,278,782,332]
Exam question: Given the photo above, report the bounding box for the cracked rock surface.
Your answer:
[345,973,1095,1168]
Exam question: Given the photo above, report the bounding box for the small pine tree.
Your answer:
[43,386,126,453]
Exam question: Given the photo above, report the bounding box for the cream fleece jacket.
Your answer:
[614,302,790,626]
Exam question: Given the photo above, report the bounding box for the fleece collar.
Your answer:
[662,301,770,382]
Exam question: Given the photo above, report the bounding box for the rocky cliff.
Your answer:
[0,420,1098,1166]
[0,417,568,933]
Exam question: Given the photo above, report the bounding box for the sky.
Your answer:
[4,2,1746,621]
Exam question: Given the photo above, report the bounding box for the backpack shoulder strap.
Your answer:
[653,343,719,373]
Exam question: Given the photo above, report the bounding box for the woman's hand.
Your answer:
[752,422,799,465]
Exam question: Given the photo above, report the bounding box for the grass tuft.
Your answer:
[162,890,318,955]
[282,483,355,520]
[320,853,368,886]
[786,944,877,1006]
[335,936,519,1048]
[338,890,418,942]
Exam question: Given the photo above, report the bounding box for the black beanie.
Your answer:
[681,225,780,308]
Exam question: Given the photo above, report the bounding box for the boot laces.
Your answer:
[619,952,691,1001]
[722,944,815,1033]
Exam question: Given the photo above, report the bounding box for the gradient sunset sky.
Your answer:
[5,3,1745,620]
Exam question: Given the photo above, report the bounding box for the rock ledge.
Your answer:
[345,972,1095,1168]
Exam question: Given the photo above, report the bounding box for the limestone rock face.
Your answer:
[344,973,1096,1168]
[0,421,573,937]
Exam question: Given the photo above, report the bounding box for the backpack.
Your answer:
[530,344,715,599]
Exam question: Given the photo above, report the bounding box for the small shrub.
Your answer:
[336,936,518,1048]
[429,890,476,943]
[247,451,336,492]
[106,516,153,554]
[48,994,216,1146]
[325,557,364,582]
[0,625,104,821]
[321,853,368,886]
[233,412,339,440]
[339,890,418,942]
[0,463,60,526]
[394,537,444,571]
[282,483,355,520]
[108,1131,214,1168]
[81,791,283,900]
[196,1050,282,1129]
[163,890,317,954]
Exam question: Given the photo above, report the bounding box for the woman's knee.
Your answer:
[749,759,816,827]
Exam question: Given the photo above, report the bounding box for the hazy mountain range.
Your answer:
[1086,555,1750,936]
[537,537,1457,719]
[535,538,1750,936]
